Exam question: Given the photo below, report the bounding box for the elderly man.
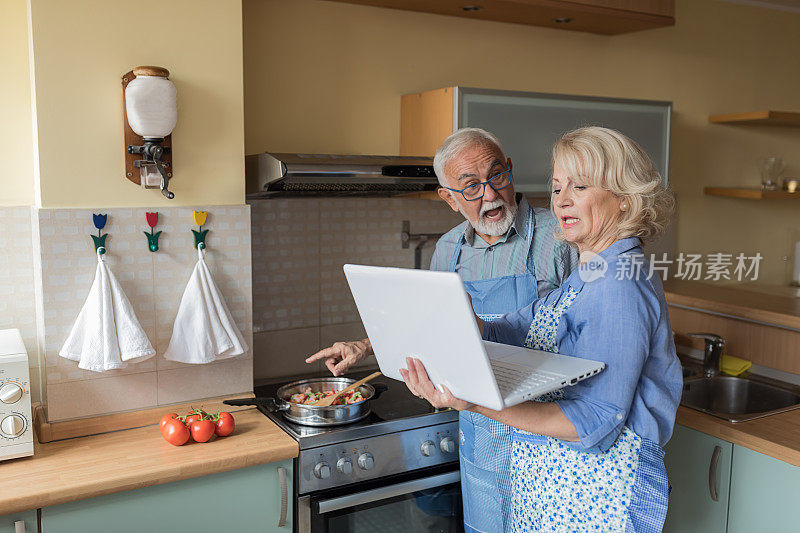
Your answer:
[307,127,577,531]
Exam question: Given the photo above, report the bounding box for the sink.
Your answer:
[681,376,800,423]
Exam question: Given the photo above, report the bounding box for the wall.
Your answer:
[249,198,462,382]
[9,0,252,420]
[243,0,800,285]
[0,2,40,402]
[38,206,253,422]
[28,0,246,208]
[0,0,35,206]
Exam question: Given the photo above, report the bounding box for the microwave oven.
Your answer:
[0,329,34,461]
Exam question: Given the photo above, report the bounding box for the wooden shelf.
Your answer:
[704,187,800,200]
[326,0,674,35]
[708,111,800,126]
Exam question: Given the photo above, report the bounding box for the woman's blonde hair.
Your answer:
[552,126,674,243]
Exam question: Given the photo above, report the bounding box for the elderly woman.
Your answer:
[401,126,682,532]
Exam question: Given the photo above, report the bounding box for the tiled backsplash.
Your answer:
[1,196,553,418]
[0,207,42,404]
[249,198,463,381]
[4,205,254,422]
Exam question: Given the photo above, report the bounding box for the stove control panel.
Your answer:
[299,421,459,494]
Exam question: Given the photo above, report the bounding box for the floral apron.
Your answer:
[511,287,669,533]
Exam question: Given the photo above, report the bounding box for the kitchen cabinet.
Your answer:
[0,509,38,533]
[663,424,732,533]
[400,87,671,193]
[727,445,800,533]
[325,0,674,35]
[41,460,292,533]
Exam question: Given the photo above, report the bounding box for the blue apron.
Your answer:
[450,209,539,533]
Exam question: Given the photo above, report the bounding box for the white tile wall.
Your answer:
[0,207,42,404]
[36,205,254,421]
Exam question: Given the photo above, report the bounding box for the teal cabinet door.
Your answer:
[0,509,37,533]
[42,460,292,533]
[663,424,732,533]
[728,445,800,533]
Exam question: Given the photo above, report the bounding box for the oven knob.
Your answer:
[313,462,331,479]
[440,436,456,453]
[337,458,353,474]
[0,414,25,437]
[0,383,24,404]
[357,453,374,470]
[421,440,436,457]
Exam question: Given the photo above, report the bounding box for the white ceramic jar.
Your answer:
[125,70,177,139]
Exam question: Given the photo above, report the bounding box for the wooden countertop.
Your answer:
[663,280,800,331]
[0,408,298,516]
[677,405,800,468]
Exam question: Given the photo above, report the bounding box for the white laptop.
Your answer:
[343,264,605,411]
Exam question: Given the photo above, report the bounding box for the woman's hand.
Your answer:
[400,357,474,411]
[305,338,372,376]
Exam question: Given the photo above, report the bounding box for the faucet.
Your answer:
[688,333,725,378]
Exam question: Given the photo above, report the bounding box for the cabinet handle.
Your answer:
[278,466,288,527]
[708,445,722,502]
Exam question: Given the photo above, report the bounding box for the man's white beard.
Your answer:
[461,198,518,237]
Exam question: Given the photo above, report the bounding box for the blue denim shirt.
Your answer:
[483,237,683,453]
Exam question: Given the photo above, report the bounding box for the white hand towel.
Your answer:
[59,253,155,372]
[164,247,248,364]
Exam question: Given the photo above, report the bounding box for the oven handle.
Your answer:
[316,471,460,514]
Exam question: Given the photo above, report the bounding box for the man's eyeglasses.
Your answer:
[442,168,512,201]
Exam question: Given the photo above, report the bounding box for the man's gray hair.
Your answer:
[433,128,508,187]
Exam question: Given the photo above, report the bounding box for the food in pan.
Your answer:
[289,387,365,405]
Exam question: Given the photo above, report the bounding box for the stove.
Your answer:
[255,369,463,532]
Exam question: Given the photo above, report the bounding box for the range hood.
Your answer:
[245,152,439,197]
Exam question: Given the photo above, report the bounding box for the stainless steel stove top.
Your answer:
[254,369,460,494]
[254,369,458,448]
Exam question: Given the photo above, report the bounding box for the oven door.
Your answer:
[299,468,463,532]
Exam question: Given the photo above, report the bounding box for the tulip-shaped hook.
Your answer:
[192,211,209,249]
[144,212,162,252]
[91,213,108,254]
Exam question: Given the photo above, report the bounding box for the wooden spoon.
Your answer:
[312,371,382,407]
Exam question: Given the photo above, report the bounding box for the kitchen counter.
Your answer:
[663,279,800,331]
[677,405,800,467]
[0,408,297,516]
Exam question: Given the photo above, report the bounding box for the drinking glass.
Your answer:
[758,157,784,191]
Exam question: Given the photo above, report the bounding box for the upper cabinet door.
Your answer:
[400,87,671,193]
[727,445,800,533]
[457,88,671,192]
[663,424,732,533]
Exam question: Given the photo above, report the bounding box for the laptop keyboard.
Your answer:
[490,360,564,394]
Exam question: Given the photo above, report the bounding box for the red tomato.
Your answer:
[162,419,190,446]
[159,413,178,434]
[190,419,216,443]
[215,412,235,437]
[185,413,202,426]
